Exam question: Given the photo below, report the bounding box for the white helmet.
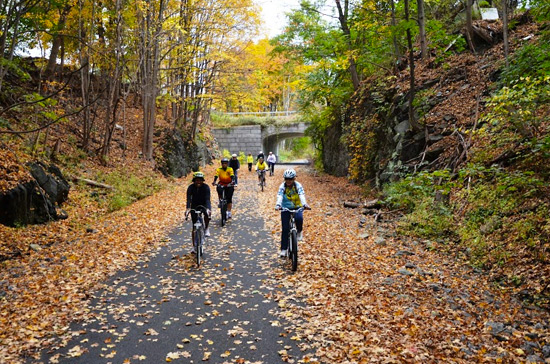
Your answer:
[283,169,296,179]
[232,153,237,157]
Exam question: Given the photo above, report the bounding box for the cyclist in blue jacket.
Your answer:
[275,169,311,257]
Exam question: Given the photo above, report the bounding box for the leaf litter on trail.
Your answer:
[255,166,549,363]
[2,164,548,363]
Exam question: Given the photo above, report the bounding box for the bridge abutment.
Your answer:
[212,123,308,156]
[212,125,263,155]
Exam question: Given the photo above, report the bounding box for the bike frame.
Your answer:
[187,206,207,266]
[280,207,304,271]
[216,184,230,226]
[258,170,266,191]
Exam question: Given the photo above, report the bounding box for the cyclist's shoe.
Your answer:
[279,249,287,258]
[297,231,303,241]
[227,211,232,219]
[191,247,197,254]
[205,228,211,237]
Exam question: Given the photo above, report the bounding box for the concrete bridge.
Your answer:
[212,122,309,156]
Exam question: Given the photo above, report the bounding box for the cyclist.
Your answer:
[257,150,265,161]
[266,151,276,176]
[185,172,211,253]
[255,156,269,186]
[275,169,311,257]
[229,153,240,186]
[212,158,235,219]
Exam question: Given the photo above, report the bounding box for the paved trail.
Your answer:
[35,171,313,363]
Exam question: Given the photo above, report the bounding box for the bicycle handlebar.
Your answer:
[277,207,309,212]
[185,205,209,220]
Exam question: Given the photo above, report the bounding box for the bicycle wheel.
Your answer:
[220,202,227,227]
[194,229,202,266]
[261,175,265,191]
[290,230,298,271]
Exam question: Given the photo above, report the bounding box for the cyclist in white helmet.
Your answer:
[274,169,311,257]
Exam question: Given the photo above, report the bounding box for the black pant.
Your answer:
[248,163,252,171]
[190,207,210,229]
[217,185,234,204]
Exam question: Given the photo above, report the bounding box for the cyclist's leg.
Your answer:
[295,210,304,232]
[203,213,210,229]
[216,185,223,207]
[280,211,291,251]
[198,206,210,235]
[226,186,234,214]
[190,211,199,253]
[234,170,238,185]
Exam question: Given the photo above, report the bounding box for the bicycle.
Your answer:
[279,207,305,272]
[258,170,267,191]
[215,184,231,226]
[186,205,208,266]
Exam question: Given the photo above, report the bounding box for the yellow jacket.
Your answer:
[256,161,268,171]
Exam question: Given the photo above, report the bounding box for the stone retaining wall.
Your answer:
[212,125,263,155]
[212,123,309,155]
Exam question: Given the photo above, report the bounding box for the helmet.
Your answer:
[259,151,263,154]
[269,151,273,154]
[232,154,237,157]
[193,171,205,180]
[221,158,229,163]
[283,169,296,179]
[259,156,264,160]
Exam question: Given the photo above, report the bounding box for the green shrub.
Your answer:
[455,167,548,267]
[383,169,454,211]
[383,170,456,239]
[95,169,166,212]
[398,197,454,239]
[500,32,550,85]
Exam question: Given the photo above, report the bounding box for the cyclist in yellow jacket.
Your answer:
[212,158,235,219]
[255,157,268,186]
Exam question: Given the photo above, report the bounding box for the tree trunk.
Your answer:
[0,1,22,93]
[465,0,476,53]
[45,4,72,78]
[334,0,360,90]
[405,0,421,131]
[78,0,93,152]
[502,0,509,66]
[101,0,123,160]
[390,0,402,66]
[140,0,166,161]
[417,0,427,59]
